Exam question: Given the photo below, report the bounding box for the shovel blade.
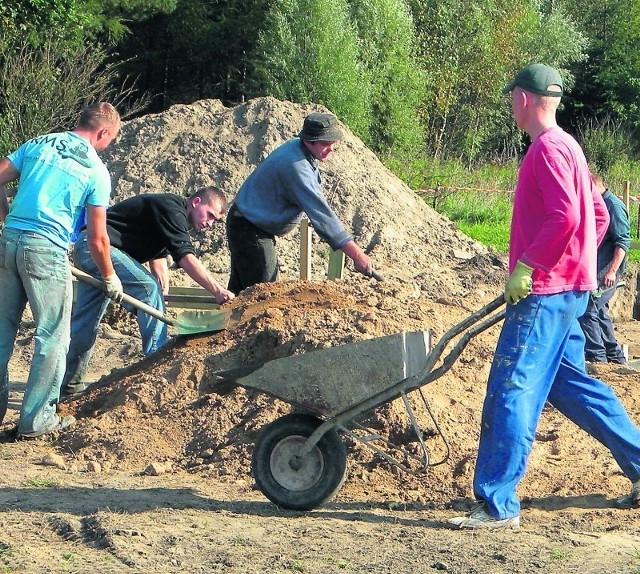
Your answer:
[174,309,231,334]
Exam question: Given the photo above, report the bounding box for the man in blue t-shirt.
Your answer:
[0,102,122,438]
[226,112,372,294]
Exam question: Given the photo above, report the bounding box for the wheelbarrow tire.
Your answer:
[252,413,347,511]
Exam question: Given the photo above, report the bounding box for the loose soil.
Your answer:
[1,97,640,574]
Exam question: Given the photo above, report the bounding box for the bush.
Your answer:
[0,38,148,156]
[577,116,636,174]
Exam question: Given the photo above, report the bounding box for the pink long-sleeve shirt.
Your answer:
[509,126,609,294]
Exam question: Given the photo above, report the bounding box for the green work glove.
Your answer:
[504,260,534,305]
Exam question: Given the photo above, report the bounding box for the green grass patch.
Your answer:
[407,159,640,264]
[25,478,55,488]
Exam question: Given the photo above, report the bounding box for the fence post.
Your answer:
[299,218,312,280]
[623,180,630,212]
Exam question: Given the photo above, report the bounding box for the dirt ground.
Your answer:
[2,97,640,574]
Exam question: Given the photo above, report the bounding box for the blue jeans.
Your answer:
[579,287,626,363]
[63,232,170,389]
[0,228,72,434]
[474,292,640,519]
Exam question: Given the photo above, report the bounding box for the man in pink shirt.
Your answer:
[449,64,640,529]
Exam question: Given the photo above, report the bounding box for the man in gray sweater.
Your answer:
[226,112,372,294]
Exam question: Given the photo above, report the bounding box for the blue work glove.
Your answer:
[504,260,534,305]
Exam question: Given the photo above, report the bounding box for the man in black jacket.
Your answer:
[62,187,235,396]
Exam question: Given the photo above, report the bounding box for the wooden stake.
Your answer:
[327,250,345,280]
[299,218,312,280]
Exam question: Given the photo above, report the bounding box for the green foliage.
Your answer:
[430,189,512,252]
[349,0,425,154]
[561,0,640,133]
[577,117,635,174]
[0,0,89,47]
[386,155,518,192]
[253,0,371,138]
[0,39,147,156]
[407,0,587,164]
[77,0,179,42]
[419,160,640,265]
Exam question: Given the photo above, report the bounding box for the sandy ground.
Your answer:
[1,280,640,574]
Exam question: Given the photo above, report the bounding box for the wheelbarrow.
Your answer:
[215,295,506,510]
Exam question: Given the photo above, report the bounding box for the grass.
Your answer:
[549,547,573,560]
[409,159,640,264]
[25,478,55,488]
[0,544,15,558]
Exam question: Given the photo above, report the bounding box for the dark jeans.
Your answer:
[226,204,278,294]
[578,287,626,363]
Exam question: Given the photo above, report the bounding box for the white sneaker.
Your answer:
[448,503,520,530]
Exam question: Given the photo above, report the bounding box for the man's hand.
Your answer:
[352,254,373,277]
[103,273,124,303]
[504,260,534,305]
[214,287,235,305]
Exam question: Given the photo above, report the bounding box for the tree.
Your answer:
[0,0,89,48]
[113,0,269,111]
[408,0,586,163]
[0,38,146,156]
[348,0,425,155]
[252,0,371,140]
[560,0,640,135]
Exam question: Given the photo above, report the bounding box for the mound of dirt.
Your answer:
[102,96,500,299]
[58,278,502,502]
[57,278,640,509]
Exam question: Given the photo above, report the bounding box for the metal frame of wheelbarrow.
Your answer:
[245,295,506,510]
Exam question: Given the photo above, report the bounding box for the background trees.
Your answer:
[1,0,639,176]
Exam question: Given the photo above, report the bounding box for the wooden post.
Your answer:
[327,250,345,280]
[299,218,312,280]
[623,180,630,212]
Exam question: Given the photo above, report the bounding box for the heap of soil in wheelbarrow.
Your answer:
[55,96,640,508]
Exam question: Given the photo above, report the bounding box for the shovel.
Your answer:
[70,266,231,334]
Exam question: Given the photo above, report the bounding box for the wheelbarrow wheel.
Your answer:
[252,413,347,511]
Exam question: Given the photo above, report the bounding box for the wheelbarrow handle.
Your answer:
[70,265,175,326]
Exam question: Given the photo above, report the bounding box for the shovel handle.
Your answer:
[70,266,175,326]
[370,269,384,282]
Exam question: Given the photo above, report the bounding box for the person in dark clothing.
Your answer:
[226,112,372,294]
[62,187,235,396]
[579,173,630,363]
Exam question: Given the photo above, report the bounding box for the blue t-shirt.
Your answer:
[6,131,111,249]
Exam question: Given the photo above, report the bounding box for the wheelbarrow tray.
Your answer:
[223,331,430,417]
